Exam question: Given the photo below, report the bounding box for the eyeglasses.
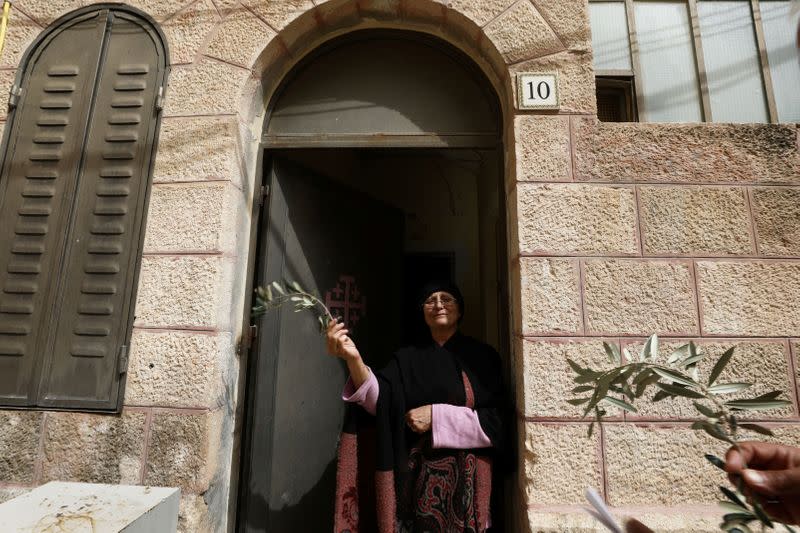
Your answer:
[423,295,457,308]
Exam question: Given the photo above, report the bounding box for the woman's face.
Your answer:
[422,291,460,330]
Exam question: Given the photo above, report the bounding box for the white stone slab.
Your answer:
[0,482,180,532]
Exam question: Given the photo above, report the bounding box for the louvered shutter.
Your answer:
[0,11,107,405]
[38,11,165,409]
[0,7,167,410]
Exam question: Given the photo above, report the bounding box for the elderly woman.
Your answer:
[327,281,508,533]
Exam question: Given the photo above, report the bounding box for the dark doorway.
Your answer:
[236,29,508,533]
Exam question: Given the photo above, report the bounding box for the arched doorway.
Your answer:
[238,30,508,532]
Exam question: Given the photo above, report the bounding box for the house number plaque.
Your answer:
[516,72,559,110]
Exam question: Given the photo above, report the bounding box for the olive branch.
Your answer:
[252,280,333,332]
[567,335,795,532]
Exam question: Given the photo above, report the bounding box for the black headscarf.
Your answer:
[417,280,465,322]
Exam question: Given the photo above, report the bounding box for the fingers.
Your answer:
[726,442,800,475]
[625,519,654,533]
[741,467,800,497]
[325,318,351,356]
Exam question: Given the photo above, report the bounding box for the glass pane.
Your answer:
[590,2,633,70]
[698,1,768,122]
[761,0,800,122]
[635,1,703,121]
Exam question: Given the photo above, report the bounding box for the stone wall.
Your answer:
[517,119,800,530]
[0,1,797,532]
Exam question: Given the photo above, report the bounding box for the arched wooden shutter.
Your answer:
[0,6,168,410]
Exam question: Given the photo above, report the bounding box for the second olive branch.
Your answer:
[252,280,333,333]
[567,335,795,532]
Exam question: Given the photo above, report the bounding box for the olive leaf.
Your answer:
[738,423,774,437]
[651,367,696,387]
[602,396,637,412]
[725,399,792,411]
[655,382,705,399]
[642,334,658,361]
[708,383,752,395]
[709,346,735,386]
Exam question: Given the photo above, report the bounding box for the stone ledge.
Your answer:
[0,482,179,532]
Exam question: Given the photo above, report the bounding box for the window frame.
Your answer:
[590,0,781,122]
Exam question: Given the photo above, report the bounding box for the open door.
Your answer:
[239,156,404,532]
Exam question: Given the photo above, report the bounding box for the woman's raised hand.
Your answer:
[326,318,361,361]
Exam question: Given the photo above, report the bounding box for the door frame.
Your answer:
[232,29,509,533]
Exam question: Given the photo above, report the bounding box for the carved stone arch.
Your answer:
[238,0,518,124]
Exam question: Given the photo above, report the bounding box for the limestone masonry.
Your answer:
[0,1,797,532]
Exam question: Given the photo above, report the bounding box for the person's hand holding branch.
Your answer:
[725,441,800,525]
[326,318,370,388]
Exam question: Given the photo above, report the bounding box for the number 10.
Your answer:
[527,81,551,100]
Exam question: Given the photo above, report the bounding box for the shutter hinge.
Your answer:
[118,345,129,374]
[8,85,21,108]
[237,324,258,355]
[155,86,164,111]
[258,185,270,206]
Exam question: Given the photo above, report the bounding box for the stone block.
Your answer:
[522,423,600,505]
[277,6,322,56]
[511,50,596,114]
[698,261,800,336]
[639,186,753,255]
[584,260,698,335]
[355,0,401,19]
[162,0,219,65]
[520,339,620,418]
[12,0,82,24]
[0,487,31,504]
[164,59,251,116]
[519,257,581,335]
[525,511,601,533]
[514,115,571,182]
[1,11,41,70]
[154,117,242,185]
[574,119,800,184]
[134,255,234,329]
[125,330,231,408]
[314,0,361,29]
[517,184,637,255]
[443,6,482,46]
[620,339,794,419]
[605,424,721,505]
[401,0,446,25]
[0,411,41,484]
[41,411,146,484]
[178,494,213,533]
[103,0,194,21]
[605,424,800,506]
[143,182,238,254]
[205,7,277,69]
[145,410,223,493]
[0,482,180,532]
[752,187,800,256]
[533,0,592,50]
[0,70,16,122]
[525,511,720,533]
[448,0,515,27]
[243,0,314,30]
[484,0,563,64]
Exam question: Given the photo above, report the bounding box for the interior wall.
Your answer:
[280,149,503,350]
